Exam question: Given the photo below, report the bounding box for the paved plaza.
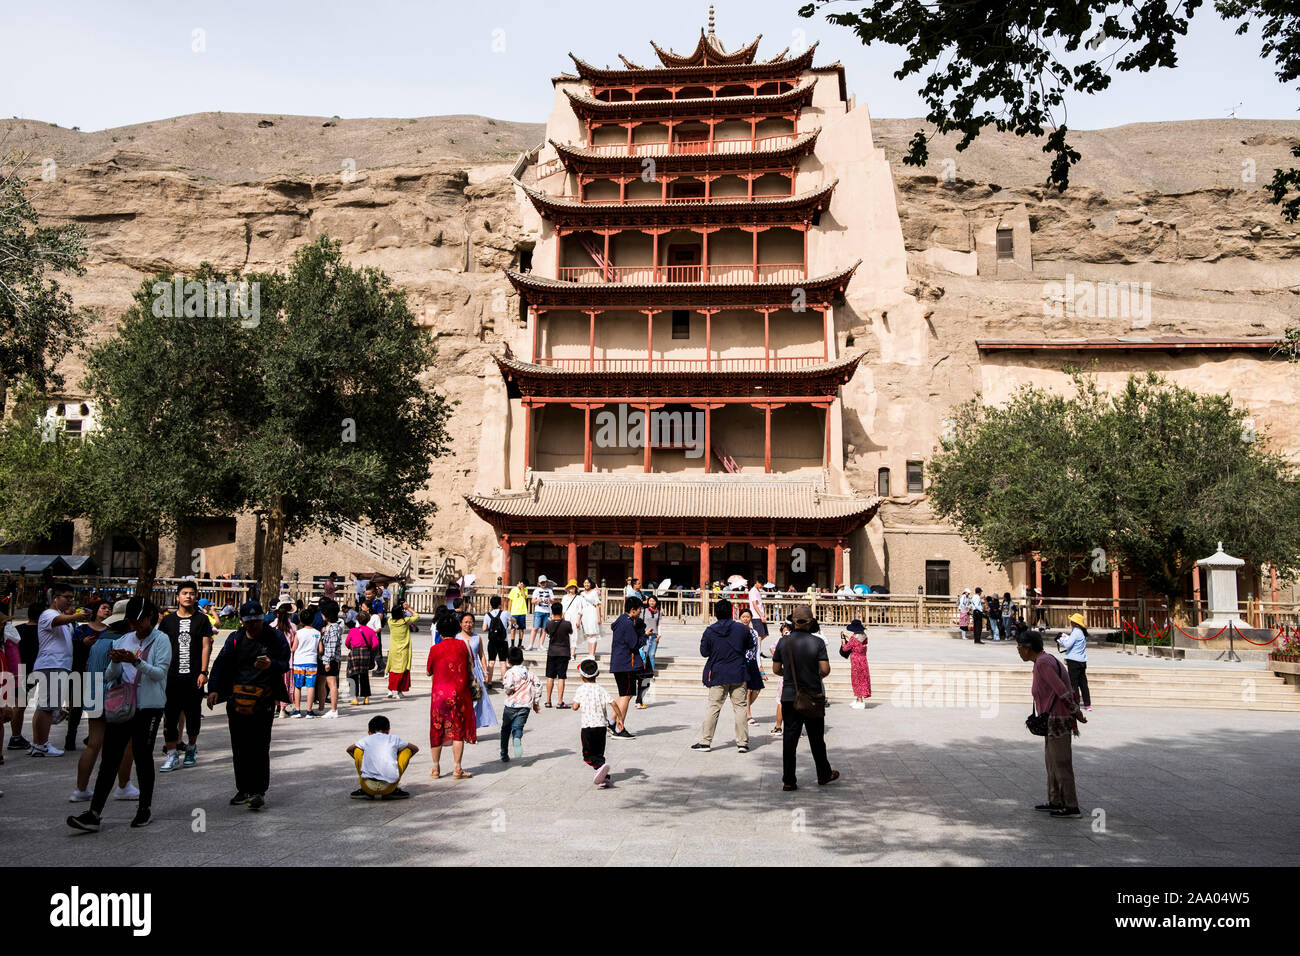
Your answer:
[2,626,1296,867]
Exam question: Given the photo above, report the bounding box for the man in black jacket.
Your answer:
[206,601,290,811]
[771,604,838,791]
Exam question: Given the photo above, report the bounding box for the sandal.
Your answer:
[544,702,553,708]
[747,718,759,726]
[452,768,473,780]
[430,769,440,779]
[770,727,783,736]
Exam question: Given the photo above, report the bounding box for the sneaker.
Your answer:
[396,692,405,700]
[737,745,749,753]
[247,793,266,811]
[28,743,49,757]
[350,788,376,800]
[229,792,250,806]
[69,789,93,802]
[1050,806,1082,819]
[66,810,101,832]
[512,738,522,759]
[290,711,303,719]
[182,746,197,767]
[301,711,317,719]
[500,754,510,762]
[1034,803,1063,812]
[323,711,339,719]
[114,783,140,801]
[7,735,31,750]
[381,788,410,800]
[597,780,612,789]
[850,701,865,709]
[817,770,841,786]
[690,743,710,752]
[130,808,152,828]
[385,692,396,699]
[43,742,64,757]
[593,762,610,786]
[160,751,181,773]
[770,727,783,737]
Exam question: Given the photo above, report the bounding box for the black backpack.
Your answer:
[487,610,508,644]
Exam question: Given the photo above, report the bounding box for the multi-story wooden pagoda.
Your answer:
[468,13,880,591]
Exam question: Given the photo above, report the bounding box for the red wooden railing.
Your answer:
[556,262,804,284]
[586,132,806,157]
[533,356,826,372]
[583,191,794,204]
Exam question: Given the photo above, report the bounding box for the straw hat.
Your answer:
[1068,612,1086,627]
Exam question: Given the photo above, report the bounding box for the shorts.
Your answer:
[533,611,548,628]
[511,615,526,631]
[487,640,509,662]
[545,656,571,680]
[752,619,769,637]
[3,642,19,677]
[319,659,340,677]
[33,668,70,711]
[613,671,635,697]
[292,664,318,688]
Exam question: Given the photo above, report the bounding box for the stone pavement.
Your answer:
[2,630,1296,866]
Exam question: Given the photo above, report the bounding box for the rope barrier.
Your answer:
[1170,620,1227,642]
[1232,622,1279,647]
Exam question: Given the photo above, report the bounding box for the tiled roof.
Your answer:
[651,32,762,68]
[466,472,880,521]
[494,353,862,381]
[564,78,817,119]
[548,130,821,172]
[568,43,816,83]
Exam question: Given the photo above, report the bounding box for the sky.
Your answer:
[1,0,1296,131]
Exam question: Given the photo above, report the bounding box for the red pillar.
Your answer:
[633,536,643,584]
[646,310,653,371]
[704,406,712,473]
[801,226,808,278]
[700,538,711,593]
[642,404,652,473]
[764,309,770,370]
[583,405,592,472]
[1111,562,1121,628]
[530,306,538,362]
[705,310,712,369]
[1033,551,1043,593]
[652,230,660,282]
[567,537,578,585]
[588,311,596,370]
[833,540,844,590]
[824,403,832,467]
[702,230,710,281]
[603,231,611,280]
[1191,564,1201,621]
[764,404,772,474]
[501,536,512,584]
[524,404,532,473]
[767,539,777,585]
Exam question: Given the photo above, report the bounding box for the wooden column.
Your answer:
[833,539,845,590]
[1111,562,1121,628]
[529,305,538,362]
[1191,563,1201,623]
[501,535,512,583]
[817,305,829,361]
[767,538,777,585]
[633,535,643,584]
[823,402,833,466]
[642,404,653,473]
[1033,551,1043,593]
[567,536,578,584]
[583,405,593,472]
[764,404,772,473]
[763,308,771,369]
[652,230,660,282]
[1271,563,1279,609]
[603,231,611,280]
[700,537,711,593]
[752,229,759,279]
[523,404,532,474]
[702,229,710,281]
[587,310,597,370]
[645,309,654,371]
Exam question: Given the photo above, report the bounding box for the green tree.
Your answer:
[0,382,83,546]
[234,237,452,603]
[928,372,1300,614]
[0,154,90,413]
[80,266,253,594]
[799,1,1300,219]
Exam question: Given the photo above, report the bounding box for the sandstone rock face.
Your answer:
[7,113,1299,596]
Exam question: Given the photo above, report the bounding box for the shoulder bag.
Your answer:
[103,638,155,724]
[781,634,826,719]
[1025,656,1066,736]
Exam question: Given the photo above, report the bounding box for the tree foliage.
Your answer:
[0,382,83,546]
[799,0,1300,219]
[0,152,90,410]
[928,372,1300,604]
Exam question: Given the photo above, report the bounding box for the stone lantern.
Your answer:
[1196,542,1248,628]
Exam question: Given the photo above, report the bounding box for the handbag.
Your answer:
[103,638,155,724]
[1025,656,1065,736]
[468,642,485,702]
[838,640,852,660]
[781,633,826,719]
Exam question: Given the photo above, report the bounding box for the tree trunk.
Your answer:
[260,496,286,611]
[135,531,160,599]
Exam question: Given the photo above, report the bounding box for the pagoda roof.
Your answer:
[564,78,817,121]
[548,130,821,175]
[519,178,837,228]
[568,43,817,85]
[466,472,880,538]
[651,30,763,68]
[493,352,863,399]
[504,260,860,309]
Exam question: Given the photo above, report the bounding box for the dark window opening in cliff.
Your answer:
[906,460,924,493]
[925,561,950,597]
[518,249,533,273]
[996,229,1014,259]
[671,310,690,339]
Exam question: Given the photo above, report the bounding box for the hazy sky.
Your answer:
[2,0,1295,131]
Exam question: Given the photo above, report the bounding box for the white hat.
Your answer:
[538,574,549,583]
[102,598,130,626]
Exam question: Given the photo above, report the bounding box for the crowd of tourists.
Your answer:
[0,570,1088,829]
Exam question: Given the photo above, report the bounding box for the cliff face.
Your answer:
[7,112,1299,580]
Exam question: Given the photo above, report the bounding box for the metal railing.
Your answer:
[556,262,804,284]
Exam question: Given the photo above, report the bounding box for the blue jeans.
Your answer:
[500,706,530,757]
[644,635,659,670]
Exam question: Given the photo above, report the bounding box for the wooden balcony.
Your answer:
[533,356,828,373]
[587,132,805,157]
[556,262,804,284]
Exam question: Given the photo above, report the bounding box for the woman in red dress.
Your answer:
[427,616,476,779]
[840,619,872,708]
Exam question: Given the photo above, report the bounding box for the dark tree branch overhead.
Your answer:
[799,0,1300,217]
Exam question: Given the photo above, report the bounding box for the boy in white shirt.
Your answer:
[347,715,418,800]
[500,646,541,762]
[289,613,322,718]
[570,658,613,788]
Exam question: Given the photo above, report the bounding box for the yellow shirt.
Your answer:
[508,586,529,616]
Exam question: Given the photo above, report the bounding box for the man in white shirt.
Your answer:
[528,575,554,650]
[347,714,418,799]
[32,586,93,756]
[746,582,770,652]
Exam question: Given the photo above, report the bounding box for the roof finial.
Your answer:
[708,4,715,36]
